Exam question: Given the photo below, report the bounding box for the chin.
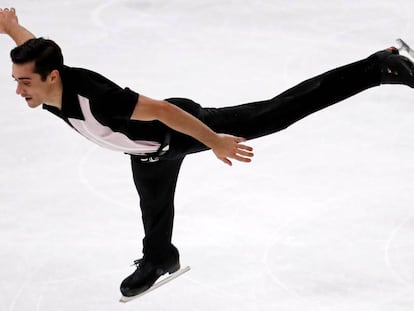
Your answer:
[26,99,42,108]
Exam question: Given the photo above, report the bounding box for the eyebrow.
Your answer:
[12,75,32,81]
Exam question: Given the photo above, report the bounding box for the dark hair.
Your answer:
[10,37,64,81]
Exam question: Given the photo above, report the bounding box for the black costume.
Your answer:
[42,49,414,295]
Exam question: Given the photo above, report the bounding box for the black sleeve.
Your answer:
[100,86,139,120]
[77,68,140,120]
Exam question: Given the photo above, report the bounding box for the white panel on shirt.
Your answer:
[68,95,161,155]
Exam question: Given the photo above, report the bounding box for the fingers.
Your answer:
[237,144,254,156]
[0,7,15,13]
[234,137,253,151]
[0,7,16,18]
[233,154,252,163]
[234,138,254,162]
[222,144,253,165]
[214,134,254,165]
[220,157,233,166]
[227,137,254,163]
[0,7,18,34]
[219,148,252,166]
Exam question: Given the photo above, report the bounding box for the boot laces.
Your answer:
[131,258,145,267]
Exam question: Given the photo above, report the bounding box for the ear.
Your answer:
[48,69,60,83]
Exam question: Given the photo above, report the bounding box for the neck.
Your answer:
[44,79,63,110]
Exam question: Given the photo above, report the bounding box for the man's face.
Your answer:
[12,61,51,108]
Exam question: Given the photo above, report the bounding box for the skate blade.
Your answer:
[396,38,414,60]
[119,266,191,303]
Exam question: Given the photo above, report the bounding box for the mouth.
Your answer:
[22,96,37,107]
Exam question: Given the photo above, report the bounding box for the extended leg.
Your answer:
[168,48,414,155]
[202,53,382,140]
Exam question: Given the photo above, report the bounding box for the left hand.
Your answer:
[0,8,18,34]
[212,134,254,166]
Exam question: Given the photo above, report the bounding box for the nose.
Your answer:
[16,83,23,95]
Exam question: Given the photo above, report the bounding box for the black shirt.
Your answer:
[43,66,168,155]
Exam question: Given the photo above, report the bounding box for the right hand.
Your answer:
[0,8,18,34]
[211,134,254,166]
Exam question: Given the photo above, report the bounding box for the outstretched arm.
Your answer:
[131,95,254,166]
[0,8,35,45]
[1,8,252,166]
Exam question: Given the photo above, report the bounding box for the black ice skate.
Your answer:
[119,262,190,303]
[373,40,414,88]
[120,251,189,302]
[120,257,180,297]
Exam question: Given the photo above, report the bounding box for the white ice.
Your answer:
[1,0,414,310]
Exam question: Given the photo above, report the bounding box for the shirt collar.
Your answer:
[42,65,84,120]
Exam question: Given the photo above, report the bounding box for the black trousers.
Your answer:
[131,53,381,263]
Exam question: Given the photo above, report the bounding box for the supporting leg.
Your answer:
[130,156,184,264]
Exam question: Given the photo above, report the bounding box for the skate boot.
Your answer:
[120,251,180,297]
[373,47,414,87]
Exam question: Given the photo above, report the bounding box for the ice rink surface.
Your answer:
[1,0,414,310]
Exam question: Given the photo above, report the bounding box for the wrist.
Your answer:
[205,132,221,149]
[7,24,35,45]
